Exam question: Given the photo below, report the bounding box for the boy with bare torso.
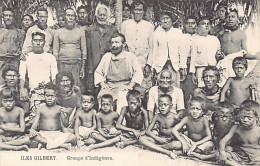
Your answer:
[75,93,97,147]
[139,94,181,158]
[0,88,29,151]
[30,84,76,150]
[172,96,214,157]
[220,57,254,106]
[219,100,260,165]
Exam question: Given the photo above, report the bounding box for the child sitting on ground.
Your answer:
[74,93,97,147]
[172,96,214,157]
[0,88,30,151]
[87,94,121,151]
[219,100,260,166]
[220,57,255,106]
[87,90,149,151]
[139,94,180,158]
[29,84,76,150]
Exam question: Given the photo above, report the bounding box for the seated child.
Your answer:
[87,94,121,151]
[0,88,30,151]
[220,57,255,106]
[74,93,97,147]
[219,100,260,166]
[172,96,214,157]
[29,84,76,150]
[139,94,181,158]
[87,90,149,151]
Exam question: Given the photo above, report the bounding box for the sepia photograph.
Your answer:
[0,0,259,165]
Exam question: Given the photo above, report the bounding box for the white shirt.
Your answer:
[190,35,220,73]
[151,26,184,72]
[121,19,154,67]
[19,52,58,89]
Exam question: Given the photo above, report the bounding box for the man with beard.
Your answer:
[95,32,143,114]
[53,8,87,87]
[22,8,54,55]
[193,66,222,117]
[56,71,81,131]
[77,5,90,30]
[0,8,24,84]
[121,0,153,74]
[85,4,117,94]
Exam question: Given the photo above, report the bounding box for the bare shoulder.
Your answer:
[91,109,97,115]
[96,112,103,118]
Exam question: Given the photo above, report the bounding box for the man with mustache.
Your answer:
[95,32,143,114]
[0,8,24,84]
[22,8,54,55]
[85,4,117,94]
[77,5,90,30]
[53,8,87,88]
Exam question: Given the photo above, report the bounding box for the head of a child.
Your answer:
[2,65,19,88]
[202,66,220,90]
[214,102,234,125]
[81,92,95,112]
[126,90,141,112]
[232,57,247,78]
[101,94,113,113]
[158,94,172,115]
[239,100,259,128]
[188,96,206,120]
[158,69,173,90]
[197,16,211,35]
[44,84,57,106]
[1,88,15,111]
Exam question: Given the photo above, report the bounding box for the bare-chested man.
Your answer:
[30,84,76,150]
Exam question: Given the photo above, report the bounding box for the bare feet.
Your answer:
[86,145,94,152]
[77,140,85,148]
[115,142,125,149]
[61,143,72,150]
[16,145,29,151]
[169,151,178,159]
[38,143,45,150]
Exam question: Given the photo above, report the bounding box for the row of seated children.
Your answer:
[0,82,259,166]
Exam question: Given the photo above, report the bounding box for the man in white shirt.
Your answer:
[121,0,153,73]
[19,32,57,114]
[150,11,185,88]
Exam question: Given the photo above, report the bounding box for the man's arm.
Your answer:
[19,60,29,101]
[52,30,59,59]
[146,24,154,67]
[147,88,155,123]
[22,27,33,55]
[50,55,58,82]
[220,78,231,102]
[80,28,87,78]
[130,54,144,86]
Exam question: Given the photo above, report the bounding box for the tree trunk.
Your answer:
[115,0,122,31]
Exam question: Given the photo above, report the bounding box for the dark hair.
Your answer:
[123,3,131,11]
[217,101,234,113]
[56,71,75,88]
[22,14,34,22]
[232,57,248,70]
[65,8,76,15]
[2,65,19,79]
[202,66,220,82]
[131,0,146,12]
[111,32,126,43]
[3,8,15,15]
[77,5,89,13]
[32,32,45,41]
[159,94,172,103]
[101,94,113,102]
[37,7,48,15]
[126,90,141,101]
[188,96,207,113]
[44,83,57,94]
[229,9,239,16]
[81,92,95,102]
[1,88,15,100]
[185,15,197,23]
[217,4,228,18]
[240,100,259,118]
[198,16,211,25]
[156,10,177,22]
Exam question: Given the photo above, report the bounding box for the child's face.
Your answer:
[158,97,172,115]
[127,95,140,112]
[233,64,246,78]
[44,89,56,106]
[159,71,173,89]
[58,16,65,28]
[239,109,257,128]
[216,108,233,124]
[2,97,15,111]
[189,101,203,119]
[101,98,113,113]
[81,95,94,111]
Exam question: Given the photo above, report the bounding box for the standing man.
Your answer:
[77,5,90,30]
[85,4,117,94]
[0,8,24,84]
[95,33,143,113]
[53,8,87,87]
[210,4,227,37]
[22,8,54,55]
[121,0,153,71]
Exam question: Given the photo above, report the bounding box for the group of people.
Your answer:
[0,0,259,165]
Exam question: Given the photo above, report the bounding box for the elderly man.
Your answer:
[53,8,87,87]
[0,8,24,84]
[95,32,143,113]
[85,4,117,94]
[22,7,54,55]
[121,0,153,71]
